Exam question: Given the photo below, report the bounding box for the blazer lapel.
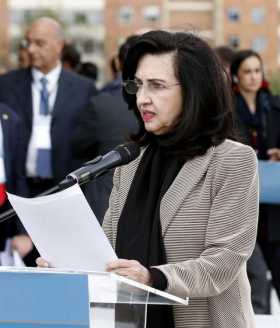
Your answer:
[160,146,215,236]
[52,70,72,118]
[16,69,33,129]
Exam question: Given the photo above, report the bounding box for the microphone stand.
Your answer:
[0,185,63,224]
[0,155,104,225]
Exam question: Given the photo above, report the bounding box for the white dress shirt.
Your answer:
[26,64,62,177]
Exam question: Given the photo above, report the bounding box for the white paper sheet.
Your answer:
[7,184,117,271]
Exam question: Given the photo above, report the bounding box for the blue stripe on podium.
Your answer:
[259,160,280,204]
[0,271,89,328]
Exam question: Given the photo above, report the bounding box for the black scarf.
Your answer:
[235,91,271,159]
[116,138,184,328]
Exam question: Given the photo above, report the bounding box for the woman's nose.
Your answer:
[136,85,151,104]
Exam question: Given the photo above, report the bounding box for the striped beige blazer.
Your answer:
[103,139,259,328]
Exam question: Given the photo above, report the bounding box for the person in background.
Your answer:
[61,43,81,72]
[78,61,98,83]
[0,103,28,265]
[109,55,119,80]
[71,36,139,222]
[214,46,235,77]
[101,35,138,93]
[0,17,97,266]
[231,49,280,313]
[18,39,30,69]
[39,30,259,327]
[0,65,8,75]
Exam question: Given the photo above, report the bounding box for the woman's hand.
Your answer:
[106,259,153,286]
[267,148,280,161]
[36,257,52,268]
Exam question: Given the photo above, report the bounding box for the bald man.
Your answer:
[0,17,97,265]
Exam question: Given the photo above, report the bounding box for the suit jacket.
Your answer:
[72,86,139,222]
[0,67,97,183]
[0,103,26,195]
[0,103,27,250]
[103,139,258,328]
[72,83,138,161]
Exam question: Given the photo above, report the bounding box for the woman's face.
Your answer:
[135,52,183,135]
[236,56,263,93]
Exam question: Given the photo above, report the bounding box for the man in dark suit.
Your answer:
[71,37,139,223]
[0,17,97,194]
[0,103,28,264]
[0,17,97,265]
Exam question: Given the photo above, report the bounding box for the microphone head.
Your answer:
[116,142,140,165]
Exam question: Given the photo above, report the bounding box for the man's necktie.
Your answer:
[36,149,52,178]
[36,76,52,178]
[40,77,49,116]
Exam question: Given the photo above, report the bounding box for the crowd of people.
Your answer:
[0,15,280,327]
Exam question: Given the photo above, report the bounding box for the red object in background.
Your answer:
[0,183,7,207]
[232,79,270,93]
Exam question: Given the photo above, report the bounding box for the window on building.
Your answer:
[83,38,95,54]
[251,7,266,24]
[227,8,240,22]
[142,6,161,22]
[23,10,35,24]
[60,11,74,24]
[74,13,88,25]
[88,11,104,25]
[10,10,24,25]
[228,36,240,49]
[119,6,134,24]
[251,36,267,53]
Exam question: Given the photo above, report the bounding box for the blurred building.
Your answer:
[221,0,278,74]
[6,0,105,80]
[104,0,163,76]
[105,0,279,75]
[0,0,279,79]
[0,0,9,69]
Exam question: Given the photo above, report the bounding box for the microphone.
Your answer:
[0,143,140,225]
[59,142,140,189]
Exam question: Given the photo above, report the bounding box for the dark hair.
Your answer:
[214,46,235,67]
[79,62,98,81]
[118,35,139,69]
[122,30,235,160]
[61,44,81,70]
[110,56,118,79]
[230,49,263,79]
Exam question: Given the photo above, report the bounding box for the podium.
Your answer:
[258,160,280,204]
[0,267,188,328]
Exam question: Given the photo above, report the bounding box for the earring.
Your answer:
[233,76,239,84]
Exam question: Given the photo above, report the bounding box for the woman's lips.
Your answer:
[142,111,155,122]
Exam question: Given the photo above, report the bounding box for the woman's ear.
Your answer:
[233,75,239,84]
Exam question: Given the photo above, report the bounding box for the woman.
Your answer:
[231,49,280,160]
[104,31,259,327]
[38,31,258,327]
[231,50,280,311]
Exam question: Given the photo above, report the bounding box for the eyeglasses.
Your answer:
[122,79,180,95]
